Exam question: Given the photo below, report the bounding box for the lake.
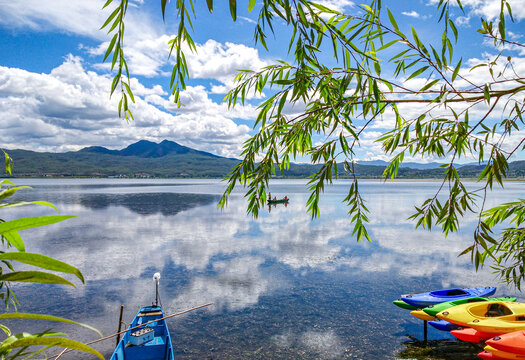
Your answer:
[2,178,524,359]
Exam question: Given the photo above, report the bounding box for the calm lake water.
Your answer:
[3,179,524,359]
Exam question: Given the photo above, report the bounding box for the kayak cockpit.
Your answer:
[429,288,469,297]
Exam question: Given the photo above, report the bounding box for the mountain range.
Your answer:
[4,140,525,178]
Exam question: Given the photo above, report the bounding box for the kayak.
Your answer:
[423,297,517,318]
[451,327,495,342]
[483,345,525,360]
[111,273,174,360]
[427,319,461,332]
[393,299,418,310]
[486,331,525,355]
[400,287,496,307]
[468,314,525,335]
[436,301,525,327]
[410,309,436,321]
[478,350,513,360]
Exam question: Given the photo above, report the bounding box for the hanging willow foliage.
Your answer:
[102,0,525,288]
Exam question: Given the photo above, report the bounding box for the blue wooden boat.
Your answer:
[428,319,462,332]
[401,287,496,307]
[111,274,174,360]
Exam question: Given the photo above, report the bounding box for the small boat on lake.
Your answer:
[111,273,174,360]
[400,286,496,307]
[267,197,289,204]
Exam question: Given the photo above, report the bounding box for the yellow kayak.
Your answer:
[484,345,525,359]
[437,301,525,327]
[410,309,436,321]
[468,314,525,334]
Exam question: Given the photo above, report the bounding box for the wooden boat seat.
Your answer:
[137,311,163,317]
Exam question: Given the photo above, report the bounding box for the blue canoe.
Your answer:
[401,287,496,307]
[428,319,462,332]
[110,305,174,360]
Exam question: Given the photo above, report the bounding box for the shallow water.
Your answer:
[2,179,524,359]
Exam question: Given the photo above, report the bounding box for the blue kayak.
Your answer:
[401,287,496,307]
[428,319,462,332]
[110,305,174,360]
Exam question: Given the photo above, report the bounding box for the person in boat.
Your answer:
[268,192,271,201]
[284,196,288,200]
[273,196,277,201]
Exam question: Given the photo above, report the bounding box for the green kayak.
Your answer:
[423,296,517,317]
[393,299,419,310]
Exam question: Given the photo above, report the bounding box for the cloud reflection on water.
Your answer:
[4,179,524,359]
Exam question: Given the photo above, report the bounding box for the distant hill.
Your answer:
[6,140,236,178]
[3,140,524,179]
[79,139,219,158]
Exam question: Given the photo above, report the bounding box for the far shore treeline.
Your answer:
[5,140,525,179]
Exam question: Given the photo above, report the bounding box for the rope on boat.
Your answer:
[50,302,213,360]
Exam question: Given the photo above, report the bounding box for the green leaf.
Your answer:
[452,58,462,82]
[0,253,84,284]
[406,66,429,81]
[229,0,236,21]
[248,0,256,12]
[0,186,31,202]
[206,0,213,13]
[0,335,104,359]
[386,7,399,32]
[418,79,440,92]
[0,313,100,336]
[0,215,75,235]
[0,271,75,287]
[2,231,25,251]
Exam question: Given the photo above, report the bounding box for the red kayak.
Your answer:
[486,331,525,355]
[451,328,497,342]
[478,350,512,360]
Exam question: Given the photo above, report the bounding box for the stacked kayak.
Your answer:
[437,301,525,328]
[394,287,525,359]
[486,331,525,355]
[401,287,497,307]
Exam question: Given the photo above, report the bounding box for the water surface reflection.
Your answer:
[4,179,524,359]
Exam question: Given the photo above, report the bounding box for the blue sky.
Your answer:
[0,0,523,162]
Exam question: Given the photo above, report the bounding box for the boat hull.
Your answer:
[437,301,525,328]
[484,345,525,360]
[451,327,496,342]
[110,306,174,360]
[486,331,525,355]
[268,199,289,204]
[392,299,418,310]
[423,297,517,318]
[401,287,496,307]
[427,319,461,332]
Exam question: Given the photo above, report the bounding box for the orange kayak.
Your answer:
[479,350,514,360]
[484,345,525,359]
[486,331,525,355]
[451,327,496,342]
[478,350,514,360]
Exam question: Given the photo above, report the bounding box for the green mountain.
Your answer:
[3,140,524,179]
